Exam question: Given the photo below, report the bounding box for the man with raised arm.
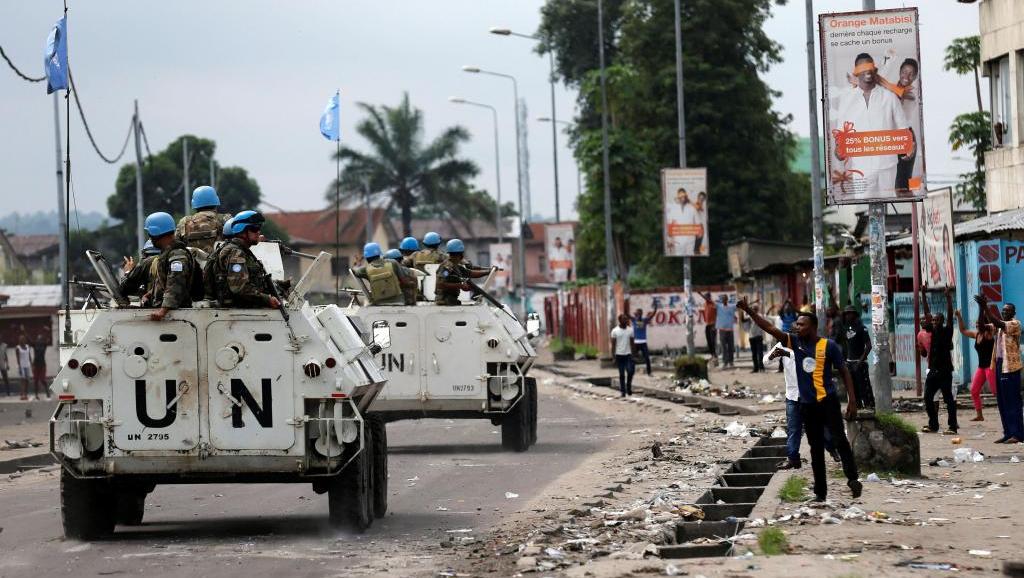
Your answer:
[920,287,958,434]
[976,294,1023,444]
[738,297,862,502]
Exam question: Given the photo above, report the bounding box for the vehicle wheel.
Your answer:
[328,425,373,531]
[115,491,146,526]
[368,415,388,518]
[61,468,115,539]
[526,376,538,447]
[501,388,530,452]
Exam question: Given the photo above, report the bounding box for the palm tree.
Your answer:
[944,36,982,114]
[329,93,479,236]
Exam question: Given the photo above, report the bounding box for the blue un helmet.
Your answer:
[228,210,265,235]
[222,217,236,238]
[191,185,220,210]
[385,248,402,261]
[400,236,419,252]
[363,242,382,259]
[423,231,442,247]
[142,239,160,256]
[143,212,176,238]
[446,238,465,254]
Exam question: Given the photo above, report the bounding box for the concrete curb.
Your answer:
[0,451,55,475]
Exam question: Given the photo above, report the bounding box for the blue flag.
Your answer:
[320,91,340,141]
[44,16,68,94]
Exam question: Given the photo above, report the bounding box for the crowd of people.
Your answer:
[0,333,51,401]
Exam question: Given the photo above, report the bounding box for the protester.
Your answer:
[31,334,49,400]
[702,293,717,361]
[610,314,635,398]
[15,336,31,401]
[632,306,658,376]
[0,337,9,396]
[977,295,1023,444]
[746,303,766,373]
[765,341,837,470]
[715,295,738,368]
[739,298,861,502]
[921,287,958,434]
[838,306,873,409]
[955,309,996,422]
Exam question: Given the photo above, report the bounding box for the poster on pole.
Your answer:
[920,188,956,288]
[662,168,709,257]
[819,8,926,205]
[544,224,576,283]
[488,243,513,294]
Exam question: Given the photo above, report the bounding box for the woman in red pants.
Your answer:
[956,310,996,422]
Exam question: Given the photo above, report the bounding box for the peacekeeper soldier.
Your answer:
[352,243,417,306]
[385,248,403,261]
[398,236,420,267]
[118,240,162,306]
[176,185,231,253]
[147,212,203,321]
[435,239,490,306]
[410,231,446,271]
[205,210,280,309]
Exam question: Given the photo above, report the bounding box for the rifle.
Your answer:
[265,273,289,322]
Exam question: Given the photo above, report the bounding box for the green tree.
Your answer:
[329,92,480,236]
[949,111,991,210]
[539,0,812,284]
[944,36,982,113]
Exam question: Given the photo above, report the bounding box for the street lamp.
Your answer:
[596,0,616,329]
[489,26,562,223]
[449,96,504,243]
[462,65,529,320]
[537,116,581,202]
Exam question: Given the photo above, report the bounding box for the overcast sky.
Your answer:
[0,1,981,224]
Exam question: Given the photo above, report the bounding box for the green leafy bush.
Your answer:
[758,527,789,556]
[674,355,708,380]
[778,475,808,502]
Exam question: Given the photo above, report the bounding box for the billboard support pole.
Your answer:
[674,0,695,356]
[806,0,827,335]
[912,200,922,397]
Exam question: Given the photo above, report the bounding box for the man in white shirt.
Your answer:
[765,342,837,469]
[830,52,915,202]
[610,314,636,397]
[665,187,701,256]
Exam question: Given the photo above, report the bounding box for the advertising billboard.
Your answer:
[488,242,513,294]
[662,168,709,257]
[820,8,925,204]
[544,224,576,284]
[920,188,956,289]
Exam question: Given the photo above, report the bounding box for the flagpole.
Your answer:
[335,137,340,301]
[62,1,72,347]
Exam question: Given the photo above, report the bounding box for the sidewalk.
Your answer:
[0,398,54,473]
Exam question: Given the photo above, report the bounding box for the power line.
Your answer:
[68,70,133,164]
[138,121,153,159]
[0,45,45,82]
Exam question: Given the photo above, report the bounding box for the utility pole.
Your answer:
[133,100,145,254]
[674,0,695,357]
[597,0,616,330]
[806,0,827,336]
[364,178,372,244]
[183,137,190,215]
[209,155,216,189]
[53,94,67,308]
[547,48,561,223]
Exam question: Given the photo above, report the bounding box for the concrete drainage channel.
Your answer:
[539,364,787,559]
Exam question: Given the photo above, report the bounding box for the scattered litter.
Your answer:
[664,564,683,576]
[865,473,881,483]
[771,427,787,439]
[651,442,664,459]
[505,492,519,499]
[407,476,419,482]
[445,528,473,533]
[907,562,956,571]
[950,436,962,445]
[674,505,704,521]
[1011,456,1020,463]
[436,506,449,511]
[968,549,992,557]
[759,394,776,404]
[953,448,984,464]
[724,421,749,437]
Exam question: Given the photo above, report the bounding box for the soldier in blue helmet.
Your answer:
[398,236,420,267]
[410,231,446,271]
[352,243,417,305]
[176,185,231,253]
[203,210,279,308]
[147,212,203,320]
[118,240,163,305]
[384,248,403,261]
[435,239,490,306]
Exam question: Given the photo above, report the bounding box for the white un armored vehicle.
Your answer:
[347,264,539,451]
[50,246,391,539]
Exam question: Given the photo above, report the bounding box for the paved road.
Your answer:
[0,386,614,577]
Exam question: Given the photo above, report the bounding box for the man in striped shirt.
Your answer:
[738,298,862,502]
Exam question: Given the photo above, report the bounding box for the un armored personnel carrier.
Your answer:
[50,246,391,539]
[348,265,539,451]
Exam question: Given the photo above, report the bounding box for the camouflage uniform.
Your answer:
[353,259,416,306]
[207,239,275,307]
[176,209,231,254]
[410,247,447,271]
[435,258,471,306]
[152,241,199,309]
[118,255,160,305]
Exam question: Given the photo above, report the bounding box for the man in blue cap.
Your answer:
[176,185,231,254]
[352,243,417,305]
[147,212,202,321]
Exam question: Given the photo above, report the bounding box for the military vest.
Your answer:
[366,260,401,301]
[413,248,443,268]
[178,210,226,253]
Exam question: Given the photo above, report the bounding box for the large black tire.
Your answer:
[61,468,115,540]
[501,387,530,452]
[526,376,538,447]
[328,425,373,531]
[368,415,388,518]
[115,491,146,526]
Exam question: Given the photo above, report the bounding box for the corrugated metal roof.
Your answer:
[0,285,61,308]
[887,208,1024,247]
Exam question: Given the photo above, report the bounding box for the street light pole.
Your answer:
[490,28,562,223]
[673,0,695,358]
[597,0,616,329]
[463,66,528,320]
[538,117,581,202]
[450,97,503,242]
